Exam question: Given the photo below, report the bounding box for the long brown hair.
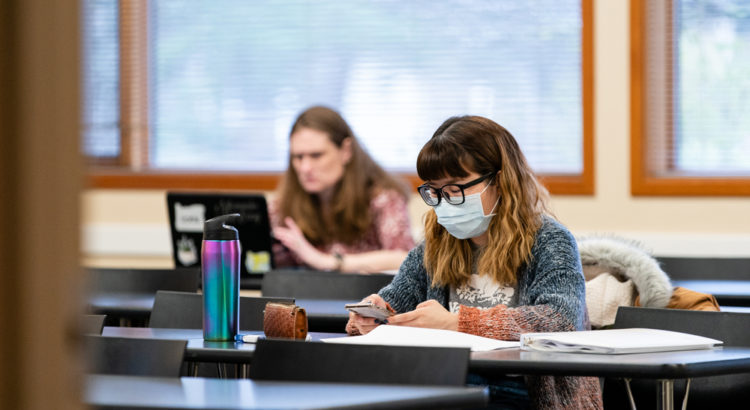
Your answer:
[417,116,551,287]
[277,106,408,245]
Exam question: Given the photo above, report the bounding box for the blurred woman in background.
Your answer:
[270,106,414,273]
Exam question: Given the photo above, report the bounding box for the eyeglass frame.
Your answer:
[417,172,497,207]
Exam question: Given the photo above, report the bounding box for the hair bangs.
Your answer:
[417,138,474,182]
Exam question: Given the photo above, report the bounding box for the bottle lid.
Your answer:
[203,213,241,241]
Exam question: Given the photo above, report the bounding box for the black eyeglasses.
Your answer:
[417,172,495,206]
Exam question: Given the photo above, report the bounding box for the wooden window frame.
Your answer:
[631,0,750,196]
[88,0,595,195]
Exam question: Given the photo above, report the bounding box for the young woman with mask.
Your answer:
[346,116,602,409]
[271,106,415,273]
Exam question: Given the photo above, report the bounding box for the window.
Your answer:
[83,0,593,194]
[631,0,750,195]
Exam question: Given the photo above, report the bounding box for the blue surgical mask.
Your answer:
[434,183,499,239]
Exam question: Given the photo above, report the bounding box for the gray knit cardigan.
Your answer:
[379,217,603,410]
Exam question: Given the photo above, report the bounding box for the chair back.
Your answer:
[149,290,293,330]
[261,269,394,299]
[81,314,106,334]
[84,335,186,377]
[603,306,750,409]
[249,339,470,386]
[656,257,750,280]
[613,306,750,346]
[88,267,200,294]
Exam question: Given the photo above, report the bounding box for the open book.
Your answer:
[520,328,723,354]
[321,325,519,352]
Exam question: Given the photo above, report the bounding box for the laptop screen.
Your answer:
[166,192,275,286]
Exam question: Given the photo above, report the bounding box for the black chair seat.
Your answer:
[150,290,293,330]
[84,335,186,377]
[249,338,470,386]
[88,267,201,294]
[261,269,394,300]
[603,306,750,410]
[656,257,750,280]
[87,267,201,326]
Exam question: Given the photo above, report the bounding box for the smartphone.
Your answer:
[345,302,394,321]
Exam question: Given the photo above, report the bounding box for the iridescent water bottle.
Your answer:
[201,213,241,341]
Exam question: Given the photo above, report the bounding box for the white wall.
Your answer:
[81,0,750,267]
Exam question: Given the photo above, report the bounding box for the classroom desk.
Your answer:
[89,294,353,332]
[85,374,489,409]
[471,347,750,410]
[102,325,750,409]
[88,293,155,318]
[101,327,344,364]
[104,326,750,376]
[296,298,355,332]
[672,280,750,307]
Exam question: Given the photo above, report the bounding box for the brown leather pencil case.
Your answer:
[263,302,308,339]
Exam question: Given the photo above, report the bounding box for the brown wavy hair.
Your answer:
[277,106,408,246]
[417,116,551,287]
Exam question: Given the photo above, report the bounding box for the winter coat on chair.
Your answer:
[577,235,721,328]
[576,235,673,328]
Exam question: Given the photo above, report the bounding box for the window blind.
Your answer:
[147,0,583,173]
[81,0,119,159]
[645,0,750,176]
[675,0,750,174]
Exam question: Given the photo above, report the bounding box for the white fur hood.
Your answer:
[577,236,673,308]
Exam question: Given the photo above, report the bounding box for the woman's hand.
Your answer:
[273,217,337,270]
[387,299,458,331]
[345,294,393,335]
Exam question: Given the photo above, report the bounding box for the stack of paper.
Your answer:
[520,328,723,354]
[321,325,519,352]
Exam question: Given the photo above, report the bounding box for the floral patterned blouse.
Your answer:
[269,189,415,268]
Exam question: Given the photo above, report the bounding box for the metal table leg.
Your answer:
[657,379,674,410]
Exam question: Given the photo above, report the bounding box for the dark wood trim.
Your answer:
[119,0,149,168]
[88,171,282,191]
[633,176,750,196]
[87,171,597,194]
[579,0,595,195]
[0,0,21,404]
[630,0,647,194]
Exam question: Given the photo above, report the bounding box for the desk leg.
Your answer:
[623,378,636,410]
[657,379,674,410]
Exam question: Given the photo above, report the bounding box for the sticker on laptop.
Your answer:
[176,235,198,266]
[174,202,206,232]
[246,250,271,273]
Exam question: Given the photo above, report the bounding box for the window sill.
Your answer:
[86,168,594,195]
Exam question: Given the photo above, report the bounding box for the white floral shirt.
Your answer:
[449,273,515,313]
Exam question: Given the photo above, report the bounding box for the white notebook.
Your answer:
[520,328,723,354]
[321,325,519,352]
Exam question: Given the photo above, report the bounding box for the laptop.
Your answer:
[166,192,275,289]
